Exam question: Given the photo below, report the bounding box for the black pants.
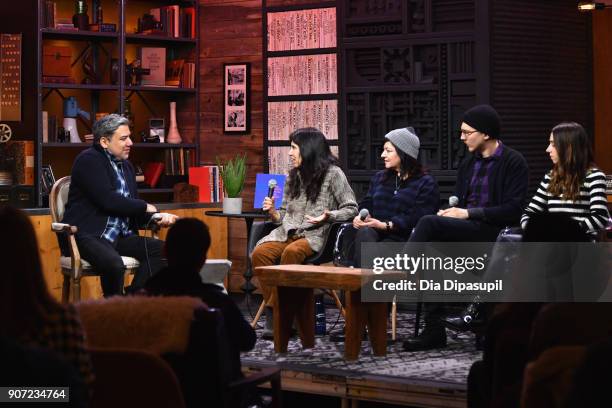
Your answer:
[409,214,502,243]
[353,227,404,268]
[75,234,165,296]
[408,215,502,325]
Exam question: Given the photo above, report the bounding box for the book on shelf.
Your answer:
[148,5,195,39]
[188,166,223,203]
[139,47,166,86]
[164,148,194,176]
[143,162,165,188]
[7,140,35,185]
[42,111,49,143]
[181,62,195,88]
[43,0,56,29]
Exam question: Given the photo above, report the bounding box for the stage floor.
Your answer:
[239,297,480,407]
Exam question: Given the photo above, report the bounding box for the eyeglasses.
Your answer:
[459,129,479,137]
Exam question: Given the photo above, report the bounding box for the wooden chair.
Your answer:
[90,348,186,408]
[49,176,140,302]
[248,221,345,327]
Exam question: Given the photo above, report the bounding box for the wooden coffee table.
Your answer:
[254,264,395,361]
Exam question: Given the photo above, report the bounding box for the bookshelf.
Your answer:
[0,0,200,207]
[262,1,339,175]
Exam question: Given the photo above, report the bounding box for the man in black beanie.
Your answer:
[402,104,529,351]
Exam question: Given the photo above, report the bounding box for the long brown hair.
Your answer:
[548,122,594,201]
[0,206,61,338]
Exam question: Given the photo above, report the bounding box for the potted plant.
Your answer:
[217,154,247,214]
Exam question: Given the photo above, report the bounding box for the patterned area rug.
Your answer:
[241,307,481,389]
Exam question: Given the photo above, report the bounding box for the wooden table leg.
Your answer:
[275,286,315,351]
[294,288,315,349]
[366,302,388,356]
[273,287,293,353]
[344,290,366,360]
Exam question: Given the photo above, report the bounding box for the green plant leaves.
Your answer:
[217,154,247,198]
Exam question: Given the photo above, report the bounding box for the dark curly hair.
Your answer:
[287,128,338,203]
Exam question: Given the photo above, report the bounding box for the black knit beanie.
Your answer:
[461,104,501,139]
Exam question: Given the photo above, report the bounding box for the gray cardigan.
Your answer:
[256,165,358,253]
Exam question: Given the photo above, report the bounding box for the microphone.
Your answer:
[359,208,369,221]
[267,179,277,198]
[448,195,459,208]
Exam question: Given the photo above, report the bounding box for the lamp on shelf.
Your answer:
[578,2,612,11]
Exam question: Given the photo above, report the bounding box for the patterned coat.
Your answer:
[256,165,358,253]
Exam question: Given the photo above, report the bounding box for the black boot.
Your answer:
[402,313,446,352]
[444,296,484,332]
[262,307,274,340]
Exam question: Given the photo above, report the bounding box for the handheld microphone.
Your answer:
[267,179,277,198]
[359,208,370,221]
[448,196,459,208]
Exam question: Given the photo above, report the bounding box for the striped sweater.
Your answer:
[520,169,610,233]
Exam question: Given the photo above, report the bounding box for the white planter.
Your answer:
[223,197,242,214]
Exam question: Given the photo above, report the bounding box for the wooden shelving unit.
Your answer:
[4,0,203,206]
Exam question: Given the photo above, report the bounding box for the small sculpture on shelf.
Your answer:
[166,102,181,144]
[136,13,164,35]
[72,0,89,31]
[63,97,90,143]
[125,59,150,86]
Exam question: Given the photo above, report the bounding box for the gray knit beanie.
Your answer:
[384,127,420,160]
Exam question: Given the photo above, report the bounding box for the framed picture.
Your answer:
[223,63,250,134]
[41,164,55,195]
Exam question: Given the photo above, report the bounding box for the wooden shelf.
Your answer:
[125,86,196,93]
[41,83,119,91]
[126,33,196,44]
[41,28,119,41]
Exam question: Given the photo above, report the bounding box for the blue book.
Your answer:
[253,173,286,209]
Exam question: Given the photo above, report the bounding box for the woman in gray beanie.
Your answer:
[348,127,440,267]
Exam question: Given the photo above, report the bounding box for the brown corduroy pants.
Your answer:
[251,236,314,305]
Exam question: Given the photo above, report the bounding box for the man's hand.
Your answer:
[146,203,158,213]
[437,207,469,219]
[154,212,179,227]
[305,210,331,225]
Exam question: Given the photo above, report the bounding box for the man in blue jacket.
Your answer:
[62,114,177,296]
[402,104,529,351]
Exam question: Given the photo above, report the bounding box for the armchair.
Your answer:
[77,296,281,408]
[50,176,142,302]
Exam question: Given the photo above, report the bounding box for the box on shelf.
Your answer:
[43,46,72,78]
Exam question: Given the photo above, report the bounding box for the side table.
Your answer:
[205,210,268,293]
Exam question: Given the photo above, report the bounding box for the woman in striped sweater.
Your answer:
[521,122,610,235]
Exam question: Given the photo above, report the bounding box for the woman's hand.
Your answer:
[262,197,275,212]
[352,214,370,229]
[262,197,280,221]
[362,217,386,230]
[305,210,331,225]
